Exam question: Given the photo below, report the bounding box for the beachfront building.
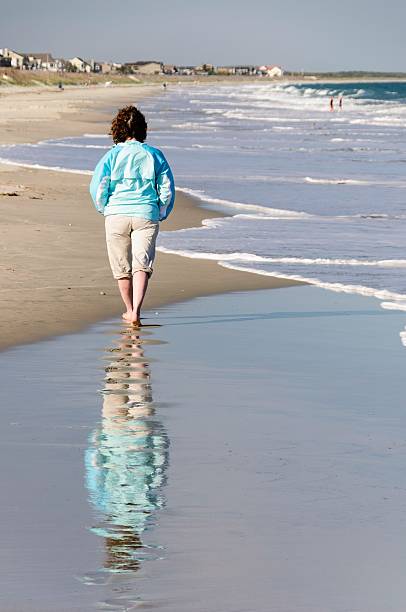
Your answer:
[235,65,257,75]
[194,63,216,75]
[124,61,163,75]
[216,65,257,75]
[176,66,195,75]
[0,48,27,68]
[100,62,122,74]
[258,65,284,78]
[69,57,92,73]
[163,64,178,74]
[216,66,236,75]
[26,53,64,71]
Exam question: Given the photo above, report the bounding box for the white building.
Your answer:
[27,53,63,71]
[69,57,92,73]
[258,65,284,78]
[0,48,27,68]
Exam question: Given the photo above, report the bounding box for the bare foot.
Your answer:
[130,318,141,327]
[122,311,133,322]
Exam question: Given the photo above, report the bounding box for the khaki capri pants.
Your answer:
[105,215,159,279]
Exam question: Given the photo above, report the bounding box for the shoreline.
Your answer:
[0,84,299,352]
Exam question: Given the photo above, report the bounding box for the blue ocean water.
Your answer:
[1,81,406,309]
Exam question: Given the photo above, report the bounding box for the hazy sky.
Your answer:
[1,0,405,71]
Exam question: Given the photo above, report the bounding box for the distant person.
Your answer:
[330,96,334,112]
[339,96,343,110]
[58,81,64,90]
[90,106,175,326]
[162,82,167,90]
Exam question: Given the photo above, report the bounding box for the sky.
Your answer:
[1,0,405,72]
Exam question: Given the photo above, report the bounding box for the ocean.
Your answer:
[2,81,406,312]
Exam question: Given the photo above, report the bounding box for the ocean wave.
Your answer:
[350,116,406,127]
[157,245,406,269]
[171,122,218,130]
[304,176,406,188]
[0,157,92,175]
[157,247,272,262]
[40,142,111,150]
[218,262,406,306]
[382,302,406,311]
[157,244,406,308]
[222,111,303,123]
[304,176,371,185]
[82,133,110,139]
[177,187,311,217]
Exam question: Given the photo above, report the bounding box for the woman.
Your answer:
[90,105,175,326]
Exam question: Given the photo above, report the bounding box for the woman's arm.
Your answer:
[89,149,115,213]
[156,155,175,221]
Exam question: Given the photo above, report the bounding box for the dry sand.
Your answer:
[0,85,297,351]
[0,83,160,144]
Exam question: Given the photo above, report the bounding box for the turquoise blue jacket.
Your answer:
[89,140,175,221]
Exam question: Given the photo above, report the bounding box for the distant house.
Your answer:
[27,53,63,71]
[99,62,122,74]
[124,61,162,75]
[259,65,284,78]
[0,48,27,68]
[163,64,177,75]
[235,65,256,76]
[216,65,255,76]
[69,57,92,73]
[195,63,215,74]
[100,62,113,74]
[216,66,236,75]
[176,66,195,76]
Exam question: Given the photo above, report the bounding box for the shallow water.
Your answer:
[1,286,406,610]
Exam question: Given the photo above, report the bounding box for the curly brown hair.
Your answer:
[110,105,148,144]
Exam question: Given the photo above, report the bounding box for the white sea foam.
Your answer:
[158,244,406,307]
[157,246,406,269]
[157,247,272,262]
[304,176,371,186]
[177,187,311,217]
[218,262,406,305]
[82,133,109,139]
[305,176,406,188]
[172,122,218,130]
[0,157,92,175]
[382,302,406,311]
[44,143,110,150]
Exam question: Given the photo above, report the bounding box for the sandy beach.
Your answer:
[0,84,296,352]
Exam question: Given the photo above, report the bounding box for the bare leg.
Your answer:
[132,271,149,325]
[117,278,133,321]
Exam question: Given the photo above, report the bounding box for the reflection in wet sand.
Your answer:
[85,326,169,578]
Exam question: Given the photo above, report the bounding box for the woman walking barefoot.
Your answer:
[90,106,175,326]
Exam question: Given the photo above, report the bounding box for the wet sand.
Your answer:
[1,286,406,611]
